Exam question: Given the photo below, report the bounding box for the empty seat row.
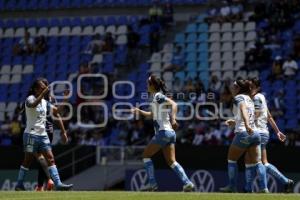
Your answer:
[1,25,128,37]
[0,65,34,74]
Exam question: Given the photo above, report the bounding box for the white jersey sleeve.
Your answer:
[254,93,269,134]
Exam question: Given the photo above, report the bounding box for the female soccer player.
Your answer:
[35,79,70,191]
[15,78,73,191]
[131,75,194,191]
[220,79,268,193]
[243,78,294,193]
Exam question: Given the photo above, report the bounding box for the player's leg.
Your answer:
[40,135,73,191]
[15,152,34,190]
[35,153,53,191]
[262,147,294,192]
[247,144,268,193]
[220,132,248,192]
[16,132,36,191]
[142,143,161,190]
[162,144,194,192]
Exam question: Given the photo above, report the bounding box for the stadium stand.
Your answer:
[1,0,300,147]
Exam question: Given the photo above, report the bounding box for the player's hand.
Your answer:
[42,86,50,96]
[63,89,70,100]
[225,119,235,127]
[171,119,179,130]
[245,125,253,135]
[130,107,139,114]
[61,132,68,144]
[276,131,286,142]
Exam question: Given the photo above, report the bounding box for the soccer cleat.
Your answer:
[140,184,158,192]
[258,188,269,193]
[55,183,73,191]
[219,185,236,193]
[15,184,25,191]
[35,186,44,191]
[183,182,195,192]
[284,179,294,193]
[46,179,54,191]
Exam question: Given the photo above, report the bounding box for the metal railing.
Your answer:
[96,146,146,165]
[55,145,146,178]
[55,146,96,177]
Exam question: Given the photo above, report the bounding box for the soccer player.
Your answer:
[131,75,194,192]
[220,79,268,193]
[35,78,70,191]
[243,78,294,193]
[15,78,73,191]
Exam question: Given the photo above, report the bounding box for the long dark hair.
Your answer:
[250,77,261,92]
[235,79,251,95]
[27,77,45,97]
[40,78,50,101]
[148,75,168,94]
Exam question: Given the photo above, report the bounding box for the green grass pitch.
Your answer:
[0,192,300,200]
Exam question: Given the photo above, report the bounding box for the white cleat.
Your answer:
[183,182,195,192]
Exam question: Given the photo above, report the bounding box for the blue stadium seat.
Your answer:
[198,23,208,32]
[186,33,197,43]
[38,0,49,9]
[94,17,105,26]
[198,33,208,42]
[106,16,117,26]
[61,18,72,27]
[50,18,60,27]
[27,18,37,27]
[185,24,197,33]
[175,33,185,44]
[71,17,82,27]
[82,17,94,26]
[186,62,197,72]
[117,16,128,25]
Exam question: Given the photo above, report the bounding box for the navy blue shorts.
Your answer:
[150,130,176,147]
[260,133,269,150]
[23,132,52,153]
[232,131,261,149]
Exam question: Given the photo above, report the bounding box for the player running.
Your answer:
[220,79,268,193]
[243,77,294,193]
[131,75,194,192]
[15,78,73,191]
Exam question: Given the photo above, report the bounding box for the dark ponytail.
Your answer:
[148,75,168,94]
[235,79,251,95]
[250,77,261,92]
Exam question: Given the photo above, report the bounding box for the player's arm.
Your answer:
[26,86,49,108]
[56,90,70,114]
[267,109,286,142]
[240,103,253,134]
[164,97,179,129]
[131,107,153,117]
[51,105,68,144]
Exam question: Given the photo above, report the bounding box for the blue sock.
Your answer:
[48,165,62,186]
[245,164,256,192]
[228,160,238,190]
[256,162,268,190]
[143,158,157,186]
[17,166,29,186]
[265,163,289,184]
[170,162,190,185]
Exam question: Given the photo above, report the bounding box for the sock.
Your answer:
[170,162,190,186]
[48,165,62,186]
[38,157,51,181]
[256,162,268,190]
[265,163,289,184]
[143,158,157,186]
[228,160,238,190]
[245,164,256,192]
[17,166,29,186]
